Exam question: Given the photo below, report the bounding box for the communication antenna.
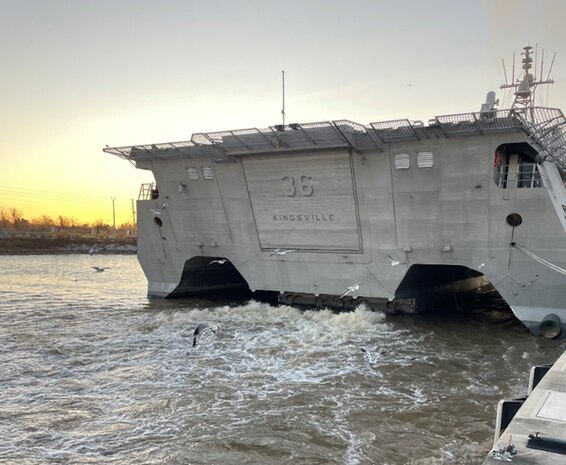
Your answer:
[501,45,555,112]
[281,70,286,127]
[502,58,509,86]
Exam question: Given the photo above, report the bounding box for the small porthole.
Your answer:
[154,217,163,227]
[506,213,522,227]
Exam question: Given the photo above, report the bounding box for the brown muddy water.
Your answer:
[1,255,564,465]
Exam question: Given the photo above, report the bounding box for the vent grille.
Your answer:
[417,151,434,168]
[187,167,199,180]
[202,166,215,180]
[394,153,410,170]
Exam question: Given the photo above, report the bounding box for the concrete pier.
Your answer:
[483,351,566,464]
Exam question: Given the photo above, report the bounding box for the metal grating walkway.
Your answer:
[103,107,566,170]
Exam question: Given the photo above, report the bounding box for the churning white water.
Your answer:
[0,255,563,465]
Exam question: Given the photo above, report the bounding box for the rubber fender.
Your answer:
[539,313,562,339]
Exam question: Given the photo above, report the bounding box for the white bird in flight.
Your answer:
[192,323,217,347]
[477,256,495,269]
[150,203,169,216]
[209,259,228,265]
[340,284,359,299]
[270,248,296,256]
[388,255,407,267]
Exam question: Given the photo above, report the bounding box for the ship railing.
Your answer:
[369,119,419,142]
[138,182,157,201]
[432,109,523,136]
[495,163,543,189]
[512,107,566,171]
[191,121,385,154]
[103,108,566,168]
[103,122,387,160]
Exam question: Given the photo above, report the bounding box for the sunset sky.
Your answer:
[1,0,565,225]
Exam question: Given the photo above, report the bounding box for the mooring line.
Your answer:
[511,243,566,276]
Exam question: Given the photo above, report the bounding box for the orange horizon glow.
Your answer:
[0,185,140,226]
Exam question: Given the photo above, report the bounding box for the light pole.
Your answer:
[111,197,116,231]
[130,198,136,229]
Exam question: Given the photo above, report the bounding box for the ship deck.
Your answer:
[103,107,566,171]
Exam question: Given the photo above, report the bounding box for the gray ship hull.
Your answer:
[106,108,566,338]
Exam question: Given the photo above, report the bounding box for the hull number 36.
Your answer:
[281,175,314,197]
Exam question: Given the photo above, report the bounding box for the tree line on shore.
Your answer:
[0,206,134,234]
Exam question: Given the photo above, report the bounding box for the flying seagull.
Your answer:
[150,203,169,216]
[387,255,406,267]
[92,266,110,272]
[209,259,228,265]
[477,256,495,269]
[88,244,99,256]
[270,248,296,256]
[192,323,217,347]
[340,284,359,299]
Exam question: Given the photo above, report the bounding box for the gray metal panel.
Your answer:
[242,150,361,251]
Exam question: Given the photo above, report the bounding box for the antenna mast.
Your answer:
[501,45,555,112]
[281,70,286,127]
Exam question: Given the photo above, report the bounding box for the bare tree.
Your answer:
[9,207,22,223]
[0,207,9,228]
[30,215,55,232]
[92,218,110,229]
[68,217,80,228]
[57,215,70,228]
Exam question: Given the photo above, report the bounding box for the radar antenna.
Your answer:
[501,45,555,112]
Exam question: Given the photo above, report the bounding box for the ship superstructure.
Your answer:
[105,46,566,337]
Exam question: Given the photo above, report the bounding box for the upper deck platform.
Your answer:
[103,107,566,170]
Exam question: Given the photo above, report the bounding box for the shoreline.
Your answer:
[0,237,137,255]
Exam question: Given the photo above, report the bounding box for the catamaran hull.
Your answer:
[107,107,566,338]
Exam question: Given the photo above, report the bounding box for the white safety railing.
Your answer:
[138,183,157,200]
[495,163,543,189]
